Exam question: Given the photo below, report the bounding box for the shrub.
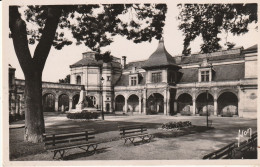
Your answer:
[180,111,192,116]
[9,114,25,123]
[161,121,192,129]
[222,112,233,117]
[67,111,100,120]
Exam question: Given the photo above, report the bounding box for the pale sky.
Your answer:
[7,3,258,82]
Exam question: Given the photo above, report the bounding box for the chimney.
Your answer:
[122,56,126,69]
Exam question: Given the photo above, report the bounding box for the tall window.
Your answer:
[90,96,96,106]
[76,75,81,85]
[201,71,209,82]
[130,76,137,86]
[152,72,162,83]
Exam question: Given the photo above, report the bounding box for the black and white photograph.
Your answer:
[1,0,259,165]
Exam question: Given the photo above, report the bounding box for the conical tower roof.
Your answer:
[142,38,179,69]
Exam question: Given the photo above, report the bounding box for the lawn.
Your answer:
[9,114,257,160]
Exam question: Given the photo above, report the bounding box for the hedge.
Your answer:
[67,111,100,120]
[162,121,192,129]
[9,114,25,123]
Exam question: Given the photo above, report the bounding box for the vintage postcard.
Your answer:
[2,0,260,166]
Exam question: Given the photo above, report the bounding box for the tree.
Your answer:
[177,3,257,55]
[9,4,167,143]
[59,74,70,83]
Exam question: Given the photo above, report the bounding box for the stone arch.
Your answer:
[196,92,214,115]
[115,94,125,112]
[147,93,164,115]
[217,91,238,116]
[217,89,238,99]
[177,93,193,115]
[42,93,55,112]
[58,93,70,112]
[127,94,139,113]
[42,91,56,99]
[176,91,193,100]
[195,90,214,99]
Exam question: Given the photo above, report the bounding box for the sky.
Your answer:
[6,2,258,82]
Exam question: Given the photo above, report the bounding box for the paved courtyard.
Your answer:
[9,113,257,160]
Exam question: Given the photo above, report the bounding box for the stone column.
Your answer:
[124,96,128,113]
[214,99,218,116]
[164,89,167,115]
[55,99,59,112]
[139,97,142,114]
[166,89,170,115]
[192,99,196,115]
[143,89,147,115]
[69,99,73,110]
[174,101,178,113]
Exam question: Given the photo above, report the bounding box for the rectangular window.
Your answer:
[130,76,137,86]
[201,71,209,82]
[152,72,162,83]
[107,76,110,81]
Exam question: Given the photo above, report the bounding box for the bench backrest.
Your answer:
[119,125,147,136]
[43,131,95,148]
[203,132,258,159]
[202,142,236,159]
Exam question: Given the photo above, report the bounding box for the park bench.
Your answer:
[203,132,257,159]
[119,124,153,145]
[202,142,236,159]
[43,130,99,159]
[231,132,257,159]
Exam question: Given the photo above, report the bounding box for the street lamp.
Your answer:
[100,77,105,120]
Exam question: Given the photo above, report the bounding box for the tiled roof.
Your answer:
[70,56,121,68]
[70,57,103,67]
[179,63,245,83]
[142,39,180,69]
[124,60,146,70]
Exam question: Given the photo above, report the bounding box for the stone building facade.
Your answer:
[9,40,258,118]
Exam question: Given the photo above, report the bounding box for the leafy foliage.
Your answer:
[177,3,257,55]
[59,74,70,83]
[162,121,192,129]
[67,111,100,120]
[23,4,167,53]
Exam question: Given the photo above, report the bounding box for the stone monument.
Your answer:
[69,85,99,113]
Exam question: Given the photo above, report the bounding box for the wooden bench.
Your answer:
[43,130,99,159]
[202,142,236,159]
[203,132,257,159]
[119,124,153,145]
[231,132,257,159]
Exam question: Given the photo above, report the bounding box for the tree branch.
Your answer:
[9,6,33,73]
[33,6,62,71]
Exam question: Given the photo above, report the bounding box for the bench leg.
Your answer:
[53,150,58,159]
[129,138,135,144]
[60,150,66,159]
[53,150,66,160]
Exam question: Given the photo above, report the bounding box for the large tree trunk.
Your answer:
[9,6,62,143]
[24,70,45,142]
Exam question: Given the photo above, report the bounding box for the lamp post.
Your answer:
[101,77,105,120]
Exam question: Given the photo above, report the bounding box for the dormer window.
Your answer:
[200,70,210,82]
[198,59,213,82]
[130,76,137,86]
[129,74,138,86]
